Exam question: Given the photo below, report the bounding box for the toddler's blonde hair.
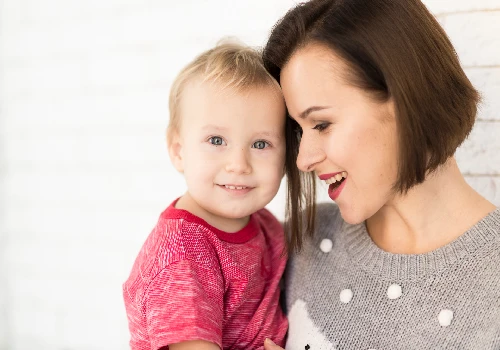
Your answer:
[167,39,281,145]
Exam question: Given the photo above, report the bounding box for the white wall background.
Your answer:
[0,1,498,349]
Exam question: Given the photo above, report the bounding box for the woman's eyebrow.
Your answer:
[296,106,331,120]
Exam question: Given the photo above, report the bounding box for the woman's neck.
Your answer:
[366,158,496,254]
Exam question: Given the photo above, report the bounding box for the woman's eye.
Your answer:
[209,136,225,146]
[252,140,269,149]
[313,122,330,132]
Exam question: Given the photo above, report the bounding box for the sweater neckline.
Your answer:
[343,208,500,282]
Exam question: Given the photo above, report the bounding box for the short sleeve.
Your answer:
[144,259,224,349]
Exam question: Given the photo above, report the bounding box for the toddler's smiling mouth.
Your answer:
[216,184,255,193]
[223,185,249,190]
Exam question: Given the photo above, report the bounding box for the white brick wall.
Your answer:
[0,1,498,349]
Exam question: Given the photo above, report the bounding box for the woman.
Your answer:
[262,0,500,349]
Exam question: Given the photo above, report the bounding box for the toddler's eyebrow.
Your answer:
[202,125,228,132]
[256,131,283,140]
[201,125,282,140]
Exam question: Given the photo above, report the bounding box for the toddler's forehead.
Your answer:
[195,77,280,96]
[178,80,285,133]
[181,79,282,108]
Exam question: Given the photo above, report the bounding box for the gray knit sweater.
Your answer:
[284,203,500,350]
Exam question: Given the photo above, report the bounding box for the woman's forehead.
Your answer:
[280,48,356,119]
[284,44,350,78]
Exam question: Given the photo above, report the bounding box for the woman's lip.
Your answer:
[328,177,347,201]
[319,172,344,180]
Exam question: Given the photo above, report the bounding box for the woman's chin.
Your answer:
[338,206,366,225]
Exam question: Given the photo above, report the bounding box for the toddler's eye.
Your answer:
[209,136,225,146]
[252,140,269,149]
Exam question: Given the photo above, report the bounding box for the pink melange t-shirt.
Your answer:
[123,200,288,350]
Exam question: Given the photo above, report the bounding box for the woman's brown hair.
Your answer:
[263,0,480,252]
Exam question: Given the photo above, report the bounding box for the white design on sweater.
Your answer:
[286,299,336,350]
[284,203,500,350]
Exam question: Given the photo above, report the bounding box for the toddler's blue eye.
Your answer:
[209,136,224,146]
[252,141,268,149]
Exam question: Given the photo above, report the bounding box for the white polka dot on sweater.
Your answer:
[339,289,353,304]
[438,309,454,327]
[320,238,333,253]
[387,284,402,299]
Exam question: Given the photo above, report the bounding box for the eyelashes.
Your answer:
[312,122,331,132]
[252,140,270,149]
[290,119,331,142]
[208,136,225,146]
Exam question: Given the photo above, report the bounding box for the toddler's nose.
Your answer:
[225,148,252,174]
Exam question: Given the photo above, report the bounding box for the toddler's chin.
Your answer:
[218,209,253,221]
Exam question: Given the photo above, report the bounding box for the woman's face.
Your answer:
[280,44,399,224]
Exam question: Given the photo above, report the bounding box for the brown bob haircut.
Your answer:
[263,0,480,252]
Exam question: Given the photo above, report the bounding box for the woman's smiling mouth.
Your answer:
[319,172,348,200]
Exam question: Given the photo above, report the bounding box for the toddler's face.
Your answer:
[173,81,286,224]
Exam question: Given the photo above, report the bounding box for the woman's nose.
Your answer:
[296,133,324,172]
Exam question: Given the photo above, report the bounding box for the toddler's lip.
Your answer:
[218,184,254,190]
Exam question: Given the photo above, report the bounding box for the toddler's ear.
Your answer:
[167,131,184,173]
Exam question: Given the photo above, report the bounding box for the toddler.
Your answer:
[123,41,288,350]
